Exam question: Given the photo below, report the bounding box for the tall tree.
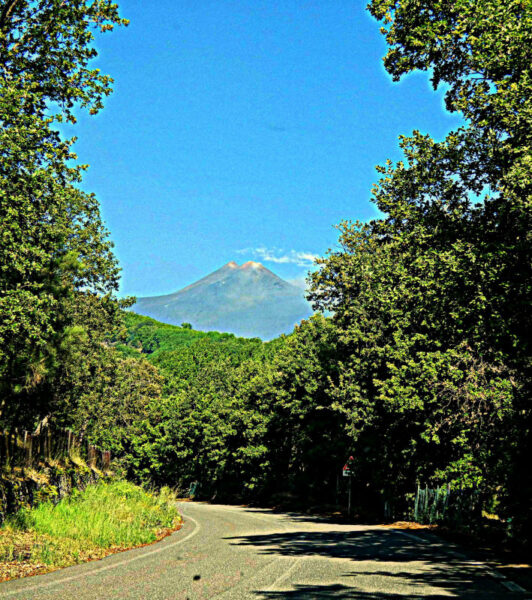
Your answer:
[309,0,531,530]
[0,1,128,426]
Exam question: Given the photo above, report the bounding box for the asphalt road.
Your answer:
[0,501,528,599]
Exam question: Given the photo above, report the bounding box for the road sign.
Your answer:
[343,458,354,518]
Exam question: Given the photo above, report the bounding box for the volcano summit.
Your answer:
[131,261,313,340]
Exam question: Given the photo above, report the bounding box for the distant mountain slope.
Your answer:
[131,261,313,340]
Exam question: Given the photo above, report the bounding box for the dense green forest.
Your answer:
[1,0,530,547]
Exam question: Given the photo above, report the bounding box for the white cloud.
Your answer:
[237,247,318,268]
[287,277,308,290]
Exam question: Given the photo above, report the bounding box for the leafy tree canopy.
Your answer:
[0,1,128,426]
[306,0,531,523]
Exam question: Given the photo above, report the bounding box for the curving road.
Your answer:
[0,502,527,599]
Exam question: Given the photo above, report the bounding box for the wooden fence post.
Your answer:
[87,445,97,468]
[103,450,111,471]
[5,430,11,465]
[40,430,45,462]
[43,428,47,461]
[11,429,16,465]
[26,433,33,467]
[23,430,28,466]
[13,428,18,465]
[47,427,52,461]
[2,430,6,464]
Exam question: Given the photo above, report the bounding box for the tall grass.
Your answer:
[0,480,181,579]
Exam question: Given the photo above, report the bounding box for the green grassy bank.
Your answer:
[0,480,181,582]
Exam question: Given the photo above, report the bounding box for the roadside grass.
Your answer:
[0,480,181,582]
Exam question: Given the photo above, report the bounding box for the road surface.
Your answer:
[1,501,527,599]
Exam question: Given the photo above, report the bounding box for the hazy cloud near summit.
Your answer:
[287,277,309,291]
[237,247,317,268]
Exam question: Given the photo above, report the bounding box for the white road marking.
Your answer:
[211,556,285,599]
[487,569,507,580]
[264,557,306,591]
[502,580,526,593]
[393,531,425,543]
[386,527,530,595]
[202,503,306,597]
[0,512,201,598]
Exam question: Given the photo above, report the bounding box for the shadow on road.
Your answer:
[226,529,451,562]
[255,581,516,599]
[226,529,522,599]
[239,507,349,525]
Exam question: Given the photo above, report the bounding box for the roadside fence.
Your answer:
[414,484,482,525]
[0,426,111,472]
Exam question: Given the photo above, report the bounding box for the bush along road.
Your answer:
[0,481,181,583]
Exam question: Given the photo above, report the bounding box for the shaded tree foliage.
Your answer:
[307,0,531,530]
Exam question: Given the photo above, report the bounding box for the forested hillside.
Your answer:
[110,312,342,501]
[1,0,530,550]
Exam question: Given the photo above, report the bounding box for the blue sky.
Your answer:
[72,0,462,297]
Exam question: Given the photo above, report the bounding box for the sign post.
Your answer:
[342,456,355,519]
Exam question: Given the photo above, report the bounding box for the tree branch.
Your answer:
[0,0,23,32]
